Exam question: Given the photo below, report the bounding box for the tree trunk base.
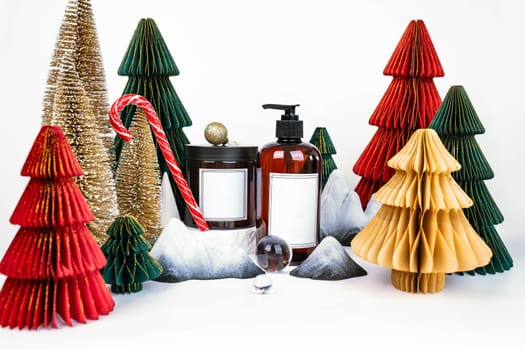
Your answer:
[391,270,445,293]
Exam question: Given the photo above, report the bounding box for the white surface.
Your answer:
[0,0,524,348]
[0,249,523,349]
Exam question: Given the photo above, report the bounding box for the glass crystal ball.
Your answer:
[256,235,292,272]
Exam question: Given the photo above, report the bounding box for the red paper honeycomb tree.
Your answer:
[0,126,114,329]
[353,19,444,208]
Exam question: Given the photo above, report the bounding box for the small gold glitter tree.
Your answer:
[116,109,162,243]
[351,129,492,293]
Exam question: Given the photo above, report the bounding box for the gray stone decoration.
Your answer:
[290,236,367,280]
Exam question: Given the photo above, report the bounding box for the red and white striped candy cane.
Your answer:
[110,94,209,231]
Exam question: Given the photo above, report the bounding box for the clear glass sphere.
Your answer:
[256,235,292,272]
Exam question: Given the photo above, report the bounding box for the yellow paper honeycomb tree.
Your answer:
[351,129,492,293]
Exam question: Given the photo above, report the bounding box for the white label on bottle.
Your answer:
[256,168,262,220]
[199,168,247,221]
[268,172,318,248]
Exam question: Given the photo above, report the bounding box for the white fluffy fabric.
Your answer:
[150,218,262,282]
[320,170,380,243]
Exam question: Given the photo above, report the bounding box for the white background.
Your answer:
[0,0,524,349]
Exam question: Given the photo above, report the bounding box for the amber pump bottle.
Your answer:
[257,104,321,263]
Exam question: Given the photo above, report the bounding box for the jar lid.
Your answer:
[185,144,258,161]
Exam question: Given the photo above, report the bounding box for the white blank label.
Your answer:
[200,169,247,220]
[268,172,318,248]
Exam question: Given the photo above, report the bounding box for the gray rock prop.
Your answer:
[320,170,380,245]
[150,218,263,282]
[290,236,367,280]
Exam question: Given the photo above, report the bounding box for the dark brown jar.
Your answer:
[184,144,258,230]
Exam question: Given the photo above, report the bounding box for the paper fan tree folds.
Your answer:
[0,126,114,329]
[42,0,118,244]
[310,127,338,189]
[101,216,163,293]
[429,86,513,274]
[116,18,192,218]
[351,129,492,293]
[353,19,444,208]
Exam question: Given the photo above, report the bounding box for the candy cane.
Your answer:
[110,94,209,231]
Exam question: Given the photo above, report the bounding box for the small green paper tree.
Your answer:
[309,127,338,189]
[429,85,513,274]
[116,18,192,218]
[101,216,163,293]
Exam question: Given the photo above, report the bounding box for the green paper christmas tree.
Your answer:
[101,216,163,293]
[429,85,513,274]
[116,18,192,218]
[309,127,338,189]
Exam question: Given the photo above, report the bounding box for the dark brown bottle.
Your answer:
[257,104,321,263]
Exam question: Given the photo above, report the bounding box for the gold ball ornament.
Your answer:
[204,122,228,145]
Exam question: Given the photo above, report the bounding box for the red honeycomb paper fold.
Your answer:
[10,178,95,227]
[21,126,83,179]
[0,271,114,329]
[354,178,383,209]
[0,125,114,329]
[354,20,444,208]
[383,19,444,78]
[369,78,441,129]
[353,128,408,182]
[0,225,106,280]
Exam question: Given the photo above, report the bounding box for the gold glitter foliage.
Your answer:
[41,0,118,244]
[50,54,118,244]
[42,0,114,152]
[116,109,162,243]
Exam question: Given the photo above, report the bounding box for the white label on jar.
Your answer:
[199,168,247,221]
[268,172,318,248]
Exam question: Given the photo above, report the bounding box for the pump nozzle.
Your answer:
[263,103,303,139]
[262,104,300,120]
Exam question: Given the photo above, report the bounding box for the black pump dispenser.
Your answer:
[262,104,303,139]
